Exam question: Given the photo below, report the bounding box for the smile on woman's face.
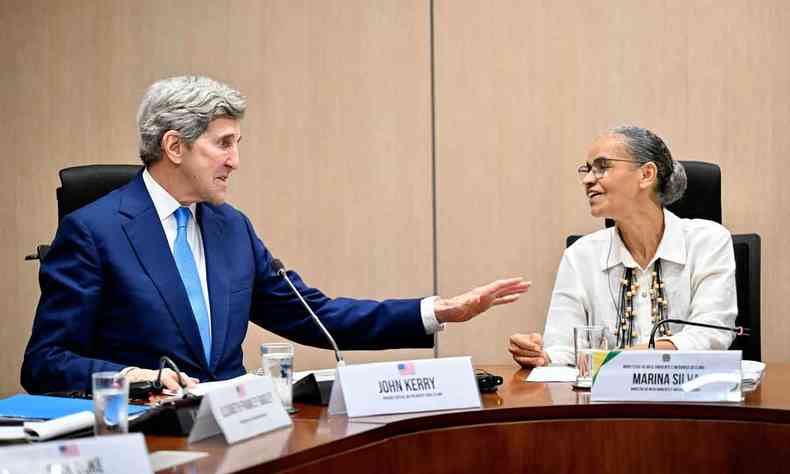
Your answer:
[581,134,643,219]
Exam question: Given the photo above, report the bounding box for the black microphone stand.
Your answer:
[648,319,750,349]
[271,258,344,405]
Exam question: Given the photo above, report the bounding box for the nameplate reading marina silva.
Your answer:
[591,350,742,402]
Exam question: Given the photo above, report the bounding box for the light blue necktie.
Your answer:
[173,207,211,365]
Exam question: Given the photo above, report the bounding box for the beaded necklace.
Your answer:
[616,260,670,348]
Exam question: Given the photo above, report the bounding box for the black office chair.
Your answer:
[729,234,761,360]
[25,164,143,261]
[602,160,722,228]
[567,161,722,247]
[565,160,761,360]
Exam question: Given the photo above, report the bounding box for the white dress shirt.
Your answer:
[543,209,737,365]
[142,169,442,336]
[143,170,212,334]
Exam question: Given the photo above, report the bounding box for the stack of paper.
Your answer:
[742,360,766,391]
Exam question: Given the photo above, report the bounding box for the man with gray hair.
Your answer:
[22,75,530,393]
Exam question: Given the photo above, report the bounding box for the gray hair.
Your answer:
[610,126,687,205]
[136,76,247,166]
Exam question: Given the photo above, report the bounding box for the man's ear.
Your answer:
[161,130,185,165]
[639,161,659,190]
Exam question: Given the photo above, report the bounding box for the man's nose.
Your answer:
[226,147,240,170]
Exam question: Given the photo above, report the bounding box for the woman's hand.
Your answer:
[509,333,551,368]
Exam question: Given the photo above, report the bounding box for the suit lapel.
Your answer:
[197,203,230,373]
[119,174,208,369]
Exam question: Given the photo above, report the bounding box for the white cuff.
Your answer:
[119,366,139,378]
[420,296,445,335]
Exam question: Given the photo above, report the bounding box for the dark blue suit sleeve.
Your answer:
[21,215,124,394]
[245,218,434,351]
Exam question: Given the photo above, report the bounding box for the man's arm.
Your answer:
[245,217,529,349]
[21,215,122,393]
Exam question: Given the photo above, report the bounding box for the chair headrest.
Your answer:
[605,160,722,227]
[666,160,721,224]
[57,164,143,221]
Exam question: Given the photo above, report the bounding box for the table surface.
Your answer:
[145,362,790,473]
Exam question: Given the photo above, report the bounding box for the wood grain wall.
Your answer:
[1,0,788,394]
[0,0,434,393]
[433,0,790,365]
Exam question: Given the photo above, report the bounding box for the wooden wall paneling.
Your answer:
[433,0,790,364]
[230,0,435,371]
[0,0,433,394]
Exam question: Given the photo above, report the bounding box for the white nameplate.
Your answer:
[328,356,481,417]
[188,375,292,444]
[0,433,152,474]
[591,350,742,402]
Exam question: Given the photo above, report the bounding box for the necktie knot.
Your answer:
[175,207,191,230]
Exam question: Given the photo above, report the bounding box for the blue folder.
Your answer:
[0,394,148,420]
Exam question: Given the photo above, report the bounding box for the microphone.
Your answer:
[271,258,345,366]
[648,319,750,350]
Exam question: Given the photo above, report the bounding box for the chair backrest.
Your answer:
[729,234,761,361]
[57,164,142,221]
[605,160,722,228]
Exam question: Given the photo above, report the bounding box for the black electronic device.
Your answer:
[293,373,333,405]
[130,395,201,436]
[476,370,503,393]
[129,381,160,401]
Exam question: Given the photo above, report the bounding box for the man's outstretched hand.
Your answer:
[434,277,531,324]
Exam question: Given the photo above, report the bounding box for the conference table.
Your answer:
[146,363,790,473]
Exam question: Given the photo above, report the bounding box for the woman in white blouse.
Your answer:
[510,126,737,367]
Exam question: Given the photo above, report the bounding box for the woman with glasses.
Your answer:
[509,126,737,367]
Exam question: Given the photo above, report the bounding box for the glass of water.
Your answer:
[261,342,295,413]
[91,371,129,435]
[573,326,608,388]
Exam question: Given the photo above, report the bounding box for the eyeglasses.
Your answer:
[576,157,642,183]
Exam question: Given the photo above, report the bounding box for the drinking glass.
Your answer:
[92,371,129,435]
[574,326,608,388]
[261,342,295,412]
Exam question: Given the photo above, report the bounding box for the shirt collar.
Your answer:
[142,168,197,222]
[601,208,687,271]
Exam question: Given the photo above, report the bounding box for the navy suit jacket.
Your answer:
[21,173,432,394]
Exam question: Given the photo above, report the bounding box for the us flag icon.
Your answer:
[236,384,247,398]
[59,444,80,457]
[397,363,415,376]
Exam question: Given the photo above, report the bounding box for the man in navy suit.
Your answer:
[21,76,530,394]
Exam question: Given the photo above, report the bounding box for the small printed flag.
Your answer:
[236,384,246,398]
[59,444,80,457]
[397,362,415,376]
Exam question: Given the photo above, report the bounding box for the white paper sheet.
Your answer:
[0,426,27,441]
[24,411,94,441]
[742,359,766,391]
[525,366,578,382]
[149,450,209,471]
[188,373,259,397]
